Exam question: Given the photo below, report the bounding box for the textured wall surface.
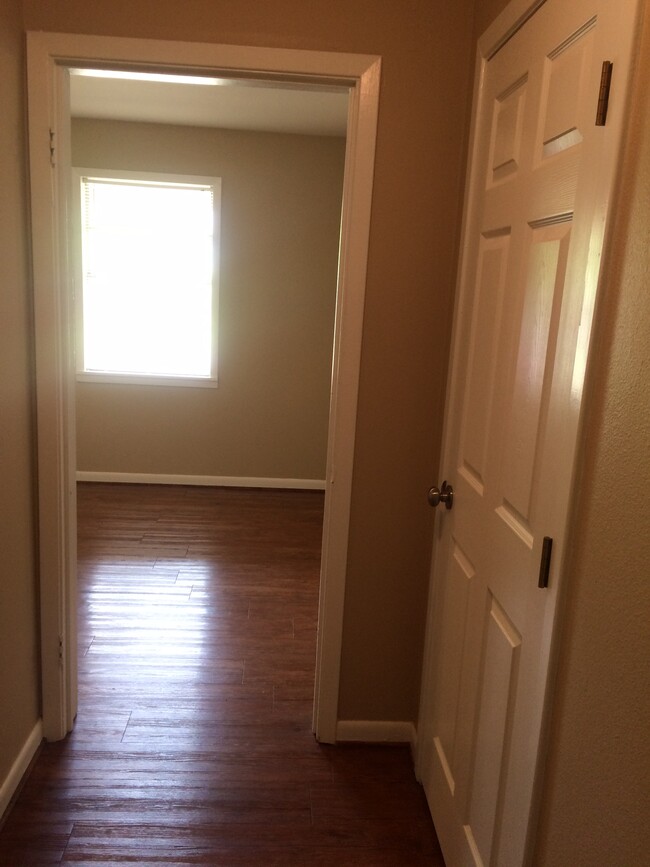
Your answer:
[0,0,41,784]
[72,119,344,482]
[20,0,476,723]
[2,1,648,860]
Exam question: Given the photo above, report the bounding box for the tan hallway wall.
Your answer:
[72,119,345,482]
[0,0,41,785]
[2,0,476,789]
[19,0,476,724]
[5,1,647,858]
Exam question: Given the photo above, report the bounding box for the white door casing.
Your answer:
[417,0,641,865]
[26,32,380,744]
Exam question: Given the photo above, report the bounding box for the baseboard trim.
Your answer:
[336,720,417,748]
[0,720,43,822]
[76,471,326,491]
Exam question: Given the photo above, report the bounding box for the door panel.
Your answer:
[489,72,528,185]
[499,221,570,531]
[460,234,510,493]
[539,23,594,160]
[418,1,640,864]
[436,544,474,762]
[466,595,522,865]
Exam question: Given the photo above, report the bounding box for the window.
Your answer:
[74,168,220,386]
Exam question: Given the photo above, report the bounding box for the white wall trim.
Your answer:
[336,720,417,748]
[76,471,326,490]
[0,721,43,821]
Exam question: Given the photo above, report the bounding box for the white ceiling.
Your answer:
[69,70,349,137]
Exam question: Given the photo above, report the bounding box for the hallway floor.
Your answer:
[0,483,443,865]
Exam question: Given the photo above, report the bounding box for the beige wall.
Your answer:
[3,0,478,789]
[1,0,647,859]
[18,0,477,724]
[0,0,41,783]
[72,119,344,481]
[473,0,511,38]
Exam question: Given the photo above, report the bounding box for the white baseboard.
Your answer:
[76,471,326,491]
[336,719,417,749]
[0,720,42,821]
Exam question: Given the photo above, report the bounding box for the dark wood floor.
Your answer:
[0,483,443,865]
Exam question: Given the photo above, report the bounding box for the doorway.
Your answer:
[26,31,381,744]
[69,69,346,488]
[69,67,346,747]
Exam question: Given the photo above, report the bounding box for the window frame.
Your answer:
[72,166,221,388]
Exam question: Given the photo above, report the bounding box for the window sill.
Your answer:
[76,372,219,389]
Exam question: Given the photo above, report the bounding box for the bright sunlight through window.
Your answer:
[76,169,220,385]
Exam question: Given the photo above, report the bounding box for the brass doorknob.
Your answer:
[427,480,454,510]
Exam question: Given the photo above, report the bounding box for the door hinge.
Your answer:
[49,129,56,167]
[595,61,613,126]
[58,635,64,664]
[538,536,553,589]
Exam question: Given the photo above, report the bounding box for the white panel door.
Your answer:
[417,1,640,865]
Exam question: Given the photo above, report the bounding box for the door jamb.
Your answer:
[26,31,381,743]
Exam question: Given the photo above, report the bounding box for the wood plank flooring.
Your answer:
[0,483,443,865]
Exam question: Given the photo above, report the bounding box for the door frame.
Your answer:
[26,31,381,743]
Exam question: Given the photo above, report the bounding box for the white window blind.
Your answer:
[78,171,219,383]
